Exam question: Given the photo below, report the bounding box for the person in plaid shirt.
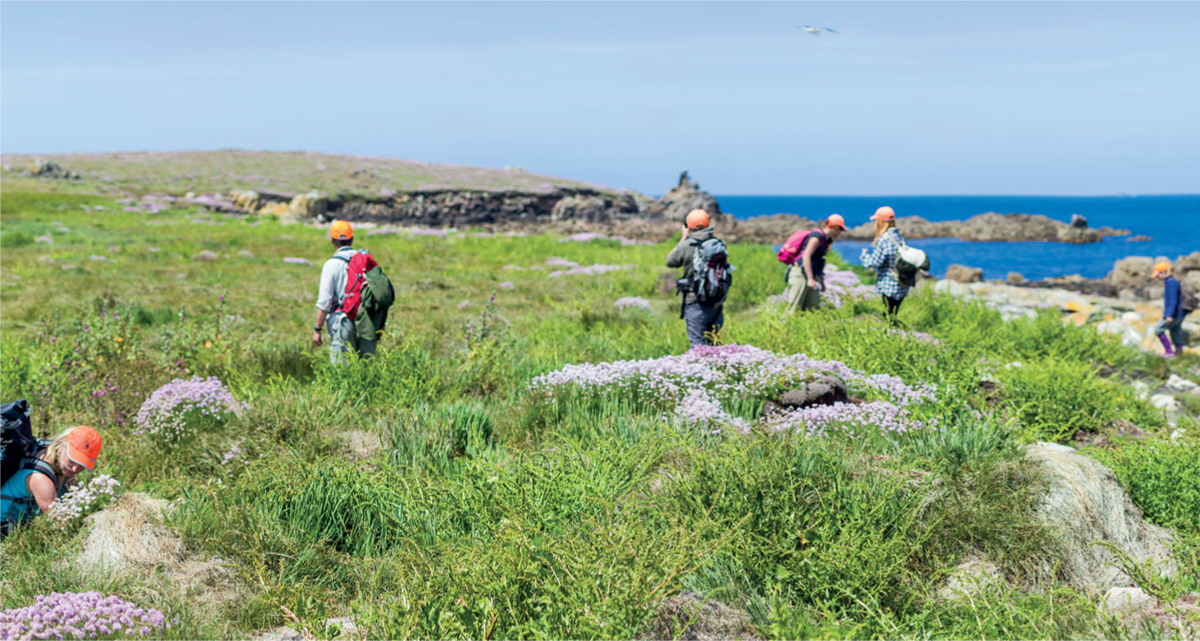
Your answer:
[860,206,909,325]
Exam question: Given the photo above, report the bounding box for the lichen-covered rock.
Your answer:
[640,592,762,641]
[1106,257,1156,288]
[778,375,848,409]
[1025,444,1175,593]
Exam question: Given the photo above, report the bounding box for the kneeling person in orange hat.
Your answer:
[781,215,847,313]
[313,220,377,363]
[1,426,102,536]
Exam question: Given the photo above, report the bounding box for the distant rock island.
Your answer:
[1,150,1130,244]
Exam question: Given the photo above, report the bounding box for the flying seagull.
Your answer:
[795,25,839,35]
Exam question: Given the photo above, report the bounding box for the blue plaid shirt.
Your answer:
[861,228,910,300]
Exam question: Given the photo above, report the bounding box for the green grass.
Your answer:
[2,188,1196,640]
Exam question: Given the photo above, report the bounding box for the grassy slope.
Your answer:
[1,188,1198,640]
[0,149,618,197]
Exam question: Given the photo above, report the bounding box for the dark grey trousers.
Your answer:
[684,303,724,347]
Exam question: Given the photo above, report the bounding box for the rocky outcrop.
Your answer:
[836,212,1126,243]
[1025,443,1175,593]
[945,265,983,283]
[716,212,1129,245]
[636,171,725,224]
[22,159,82,180]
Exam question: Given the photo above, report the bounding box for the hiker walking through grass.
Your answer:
[667,209,732,347]
[860,206,915,325]
[1,426,102,537]
[313,220,378,362]
[777,215,847,313]
[1152,261,1186,357]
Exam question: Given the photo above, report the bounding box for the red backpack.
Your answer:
[335,250,378,321]
[777,229,827,265]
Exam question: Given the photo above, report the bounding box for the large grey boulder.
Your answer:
[945,264,983,283]
[1025,444,1175,593]
[1106,256,1156,288]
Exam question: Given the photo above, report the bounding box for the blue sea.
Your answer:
[718,195,1200,281]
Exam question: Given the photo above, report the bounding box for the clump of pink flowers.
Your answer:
[530,344,935,436]
[282,257,311,266]
[46,476,120,527]
[134,377,247,443]
[0,591,175,640]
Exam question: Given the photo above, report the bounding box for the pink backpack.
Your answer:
[777,229,826,265]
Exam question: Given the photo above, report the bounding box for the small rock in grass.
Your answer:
[1105,587,1154,613]
[779,375,848,409]
[1165,374,1198,391]
[938,559,1004,602]
[282,257,311,266]
[641,591,763,641]
[1150,394,1178,412]
[193,250,219,262]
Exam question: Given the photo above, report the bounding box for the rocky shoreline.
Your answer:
[11,156,1141,245]
[934,252,1200,359]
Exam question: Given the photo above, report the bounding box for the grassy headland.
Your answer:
[1,179,1198,640]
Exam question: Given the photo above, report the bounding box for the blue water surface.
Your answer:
[718,195,1200,281]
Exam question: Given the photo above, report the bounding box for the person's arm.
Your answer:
[860,242,883,269]
[665,226,692,268]
[802,236,820,289]
[26,472,59,514]
[1164,280,1179,322]
[314,260,337,346]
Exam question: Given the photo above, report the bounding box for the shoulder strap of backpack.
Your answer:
[330,254,351,264]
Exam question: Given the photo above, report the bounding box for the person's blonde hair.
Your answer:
[873,219,895,243]
[40,427,81,478]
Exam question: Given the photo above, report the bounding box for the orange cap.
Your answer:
[685,209,710,229]
[1152,261,1172,276]
[871,206,895,222]
[66,426,102,471]
[826,214,846,230]
[329,220,353,240]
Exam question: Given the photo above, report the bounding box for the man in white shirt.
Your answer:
[312,220,376,362]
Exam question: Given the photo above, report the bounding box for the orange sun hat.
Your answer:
[871,206,895,222]
[1152,261,1172,276]
[66,426,102,471]
[329,220,353,240]
[685,209,710,229]
[826,214,847,230]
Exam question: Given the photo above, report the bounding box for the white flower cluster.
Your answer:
[47,475,121,527]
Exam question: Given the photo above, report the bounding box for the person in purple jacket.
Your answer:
[1151,261,1185,357]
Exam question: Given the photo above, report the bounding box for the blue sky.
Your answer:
[2,2,1198,195]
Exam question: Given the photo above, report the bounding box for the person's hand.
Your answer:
[807,278,818,291]
[1166,317,1174,324]
[312,330,323,347]
[681,225,690,240]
